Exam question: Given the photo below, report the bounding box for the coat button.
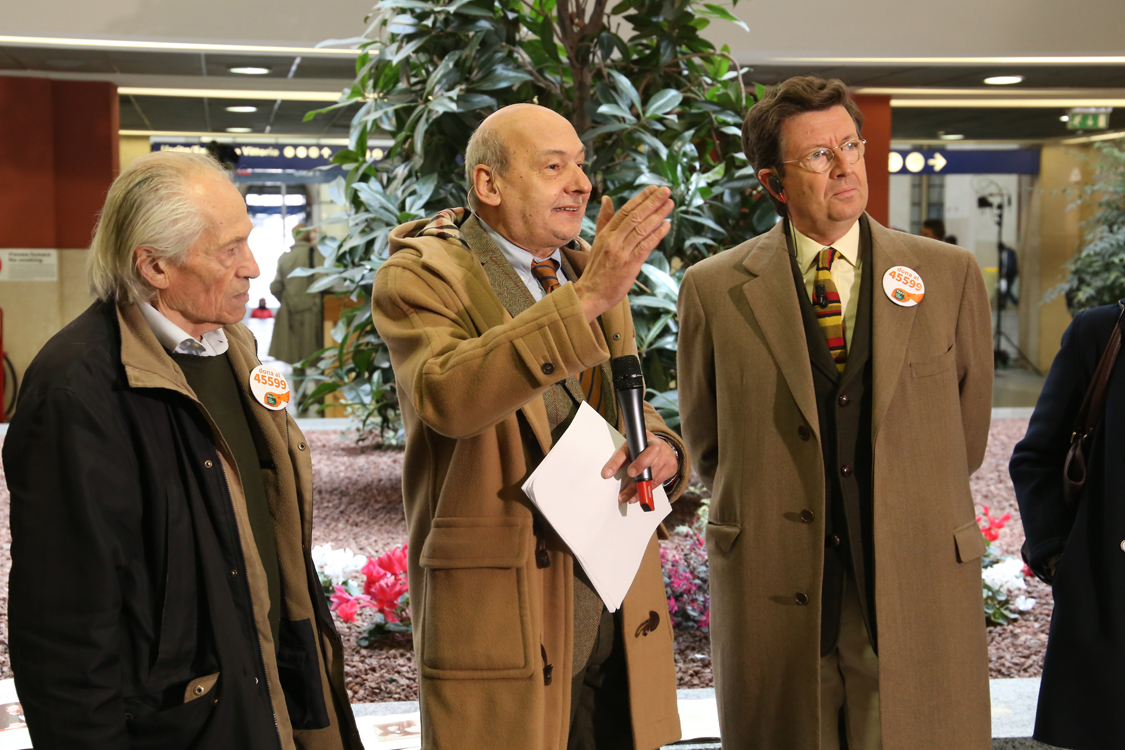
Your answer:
[800,509,814,523]
[1120,540,1125,552]
[795,592,809,605]
[826,534,841,547]
[840,465,853,477]
[193,684,206,697]
[612,333,622,341]
[298,442,306,451]
[838,394,850,407]
[797,425,811,441]
[229,569,238,578]
[204,459,214,468]
[541,362,555,375]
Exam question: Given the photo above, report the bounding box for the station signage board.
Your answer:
[150,141,386,171]
[0,249,58,282]
[1067,107,1112,130]
[888,149,1040,175]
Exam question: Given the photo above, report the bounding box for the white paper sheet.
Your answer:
[355,711,422,749]
[521,401,672,611]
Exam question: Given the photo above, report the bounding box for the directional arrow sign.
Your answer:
[927,153,948,172]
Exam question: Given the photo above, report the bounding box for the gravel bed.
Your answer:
[0,417,1049,702]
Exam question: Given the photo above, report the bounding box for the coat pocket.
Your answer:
[419,517,534,679]
[276,618,331,729]
[705,521,742,554]
[126,676,218,750]
[953,519,988,563]
[910,344,955,379]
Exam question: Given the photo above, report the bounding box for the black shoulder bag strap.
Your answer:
[1062,300,1125,509]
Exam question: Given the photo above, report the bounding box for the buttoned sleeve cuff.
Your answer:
[510,281,609,387]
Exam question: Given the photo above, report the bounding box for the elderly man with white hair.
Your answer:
[3,152,362,750]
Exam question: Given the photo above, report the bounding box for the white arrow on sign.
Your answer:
[927,152,947,172]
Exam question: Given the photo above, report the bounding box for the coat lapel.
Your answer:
[742,222,819,434]
[867,215,920,440]
[460,216,555,455]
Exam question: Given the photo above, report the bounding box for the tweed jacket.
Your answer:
[371,209,687,750]
[677,215,994,750]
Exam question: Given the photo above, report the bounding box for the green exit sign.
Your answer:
[1068,111,1111,130]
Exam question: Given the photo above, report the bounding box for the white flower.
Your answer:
[982,557,1028,596]
[312,543,368,586]
[1014,596,1037,611]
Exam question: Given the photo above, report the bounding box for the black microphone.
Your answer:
[610,355,655,512]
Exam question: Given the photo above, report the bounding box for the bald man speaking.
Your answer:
[371,104,688,750]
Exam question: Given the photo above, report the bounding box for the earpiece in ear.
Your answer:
[768,176,784,195]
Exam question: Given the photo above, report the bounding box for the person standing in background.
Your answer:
[269,224,325,365]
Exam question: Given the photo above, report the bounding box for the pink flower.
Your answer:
[667,596,679,614]
[977,505,1011,543]
[329,585,372,624]
[369,577,409,622]
[362,558,389,598]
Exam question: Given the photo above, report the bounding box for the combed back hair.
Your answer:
[87,151,230,306]
[464,124,510,212]
[741,76,864,215]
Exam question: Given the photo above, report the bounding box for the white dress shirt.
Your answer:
[138,301,229,357]
[479,218,567,301]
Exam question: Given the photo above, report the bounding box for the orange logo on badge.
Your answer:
[249,365,291,411]
[883,266,924,307]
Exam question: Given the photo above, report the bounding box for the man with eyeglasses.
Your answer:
[677,76,993,749]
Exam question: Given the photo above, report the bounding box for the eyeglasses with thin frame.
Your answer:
[782,138,866,174]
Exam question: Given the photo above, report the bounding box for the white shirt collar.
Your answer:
[791,219,861,273]
[477,217,566,302]
[138,301,229,357]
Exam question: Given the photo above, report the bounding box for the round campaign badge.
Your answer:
[249,365,291,410]
[882,266,925,307]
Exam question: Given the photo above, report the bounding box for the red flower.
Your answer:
[329,585,372,624]
[362,558,389,598]
[375,544,409,577]
[369,577,409,622]
[976,505,1011,543]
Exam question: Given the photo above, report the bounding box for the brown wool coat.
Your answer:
[372,212,687,750]
[677,216,994,750]
[118,306,361,750]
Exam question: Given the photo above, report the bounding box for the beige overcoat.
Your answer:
[677,215,994,749]
[269,241,325,364]
[372,211,687,750]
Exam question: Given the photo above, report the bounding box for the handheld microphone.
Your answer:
[610,354,655,512]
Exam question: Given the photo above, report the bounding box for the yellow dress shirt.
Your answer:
[792,220,862,354]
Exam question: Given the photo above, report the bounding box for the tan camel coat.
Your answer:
[372,211,686,750]
[677,215,994,749]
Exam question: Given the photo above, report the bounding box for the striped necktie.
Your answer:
[814,247,848,373]
[530,257,608,416]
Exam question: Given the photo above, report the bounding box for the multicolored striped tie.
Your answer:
[530,258,607,414]
[814,247,848,373]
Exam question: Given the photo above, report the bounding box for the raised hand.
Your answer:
[573,186,674,323]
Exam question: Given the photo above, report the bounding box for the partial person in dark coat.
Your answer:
[1011,301,1125,750]
[4,151,361,750]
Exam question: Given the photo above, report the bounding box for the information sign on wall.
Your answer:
[150,141,386,172]
[1067,108,1112,130]
[887,149,1040,175]
[0,249,59,281]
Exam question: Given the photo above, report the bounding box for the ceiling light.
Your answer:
[938,133,965,140]
[0,35,363,57]
[226,127,253,133]
[230,66,270,75]
[226,105,259,113]
[118,87,341,102]
[1060,115,1070,122]
[984,75,1024,85]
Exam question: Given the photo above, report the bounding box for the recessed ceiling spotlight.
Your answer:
[1060,115,1070,122]
[938,133,965,140]
[226,105,258,113]
[229,66,270,75]
[226,127,253,133]
[983,75,1024,85]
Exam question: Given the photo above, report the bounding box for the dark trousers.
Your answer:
[567,607,633,750]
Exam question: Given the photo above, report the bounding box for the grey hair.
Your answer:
[87,151,231,306]
[464,124,510,212]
